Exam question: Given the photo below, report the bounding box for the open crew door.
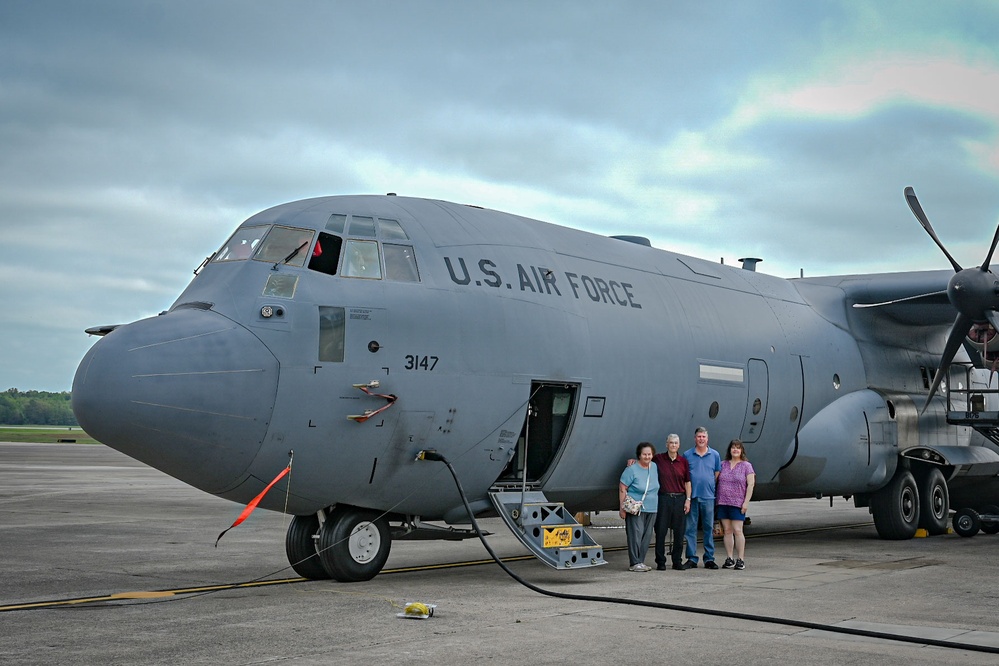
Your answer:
[497,381,578,484]
[488,381,606,569]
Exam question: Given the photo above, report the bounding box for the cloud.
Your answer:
[4,2,999,391]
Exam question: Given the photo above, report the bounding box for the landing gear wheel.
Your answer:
[953,507,981,537]
[318,506,391,582]
[979,504,999,534]
[285,514,331,580]
[915,467,949,536]
[871,469,920,540]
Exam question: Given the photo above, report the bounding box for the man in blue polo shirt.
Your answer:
[682,426,722,569]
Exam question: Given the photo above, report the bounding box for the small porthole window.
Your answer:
[790,406,799,422]
[708,401,719,419]
[752,398,762,415]
[833,374,841,390]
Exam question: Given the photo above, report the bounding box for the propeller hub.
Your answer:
[948,268,999,322]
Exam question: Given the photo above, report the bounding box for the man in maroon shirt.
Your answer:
[652,433,692,570]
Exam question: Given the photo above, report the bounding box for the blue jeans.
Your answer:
[684,497,715,563]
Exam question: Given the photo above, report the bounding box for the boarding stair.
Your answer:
[944,363,999,448]
[488,489,607,569]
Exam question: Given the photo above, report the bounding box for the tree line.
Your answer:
[0,389,78,426]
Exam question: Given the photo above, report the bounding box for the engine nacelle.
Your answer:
[778,389,900,496]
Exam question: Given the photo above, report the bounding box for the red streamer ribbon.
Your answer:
[215,465,290,547]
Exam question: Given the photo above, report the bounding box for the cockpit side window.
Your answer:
[342,239,382,279]
[306,213,420,282]
[214,225,270,262]
[308,232,343,276]
[383,243,420,281]
[253,226,316,267]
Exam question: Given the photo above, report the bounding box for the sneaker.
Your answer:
[629,564,643,571]
[703,560,719,570]
[722,557,735,569]
[734,559,745,570]
[682,560,698,569]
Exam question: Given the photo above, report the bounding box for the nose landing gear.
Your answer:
[285,506,392,582]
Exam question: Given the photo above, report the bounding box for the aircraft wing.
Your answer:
[795,269,954,326]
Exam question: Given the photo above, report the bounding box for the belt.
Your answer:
[662,492,686,497]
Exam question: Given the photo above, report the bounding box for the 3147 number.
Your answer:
[404,355,439,371]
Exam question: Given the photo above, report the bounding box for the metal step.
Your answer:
[946,410,999,447]
[973,426,999,448]
[488,490,607,570]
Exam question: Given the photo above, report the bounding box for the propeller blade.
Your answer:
[981,224,999,271]
[905,186,963,273]
[852,290,948,308]
[922,312,974,413]
[987,310,999,335]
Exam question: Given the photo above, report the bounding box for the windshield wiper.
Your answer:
[273,241,309,270]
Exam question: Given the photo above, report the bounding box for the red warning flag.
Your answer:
[215,465,290,547]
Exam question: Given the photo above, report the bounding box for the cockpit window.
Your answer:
[325,214,347,234]
[342,239,382,279]
[306,213,420,282]
[308,232,343,276]
[347,216,376,238]
[383,243,420,281]
[378,218,409,241]
[253,226,316,267]
[214,225,269,262]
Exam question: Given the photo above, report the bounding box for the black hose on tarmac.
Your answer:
[422,449,998,656]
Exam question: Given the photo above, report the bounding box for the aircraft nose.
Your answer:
[72,307,278,494]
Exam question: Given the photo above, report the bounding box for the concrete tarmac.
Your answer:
[2,442,998,665]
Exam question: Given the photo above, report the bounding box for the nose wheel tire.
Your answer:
[318,506,392,582]
[285,514,331,580]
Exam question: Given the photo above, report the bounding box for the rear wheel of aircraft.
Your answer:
[285,514,331,580]
[979,504,999,534]
[953,507,981,537]
[915,467,949,536]
[871,469,919,539]
[318,506,391,582]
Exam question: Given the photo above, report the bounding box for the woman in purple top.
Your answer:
[716,439,755,570]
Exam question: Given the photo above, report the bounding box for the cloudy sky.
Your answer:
[3,1,999,392]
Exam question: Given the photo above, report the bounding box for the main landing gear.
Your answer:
[285,505,391,582]
[869,465,950,539]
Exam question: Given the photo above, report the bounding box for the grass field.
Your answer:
[0,427,99,445]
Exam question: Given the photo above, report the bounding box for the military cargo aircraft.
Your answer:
[72,188,999,582]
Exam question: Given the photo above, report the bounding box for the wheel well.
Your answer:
[908,460,955,481]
